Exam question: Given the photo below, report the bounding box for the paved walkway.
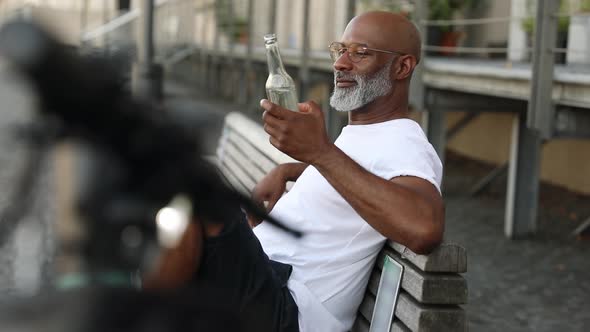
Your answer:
[164,76,590,332]
[443,154,590,332]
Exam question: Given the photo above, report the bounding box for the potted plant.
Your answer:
[215,0,249,44]
[358,0,413,17]
[426,0,481,55]
[359,0,480,55]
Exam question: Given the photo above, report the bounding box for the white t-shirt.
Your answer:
[253,118,442,332]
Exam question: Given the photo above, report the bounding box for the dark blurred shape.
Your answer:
[0,20,298,332]
[0,20,298,267]
[118,0,132,11]
[0,286,241,332]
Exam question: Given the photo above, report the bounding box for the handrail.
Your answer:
[422,15,533,27]
[417,12,589,57]
[80,0,170,43]
[421,12,586,27]
[77,1,588,64]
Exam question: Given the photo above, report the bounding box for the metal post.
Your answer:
[346,0,356,22]
[79,0,89,46]
[299,0,311,102]
[198,1,209,87]
[421,90,446,164]
[102,1,110,51]
[226,0,235,99]
[140,0,154,66]
[504,0,559,238]
[132,0,163,101]
[118,0,131,10]
[505,113,542,238]
[527,0,559,138]
[242,0,254,105]
[269,0,277,34]
[410,0,427,113]
[211,0,222,95]
[415,2,444,164]
[214,1,221,52]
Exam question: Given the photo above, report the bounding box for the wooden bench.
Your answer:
[215,112,468,331]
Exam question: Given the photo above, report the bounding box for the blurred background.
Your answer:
[0,0,588,331]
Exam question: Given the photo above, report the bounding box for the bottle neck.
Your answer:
[265,42,286,75]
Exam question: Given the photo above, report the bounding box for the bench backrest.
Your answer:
[216,112,468,332]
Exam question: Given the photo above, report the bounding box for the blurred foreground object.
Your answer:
[0,20,296,331]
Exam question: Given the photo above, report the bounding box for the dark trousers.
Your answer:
[195,212,299,332]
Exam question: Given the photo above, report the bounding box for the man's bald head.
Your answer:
[343,11,422,64]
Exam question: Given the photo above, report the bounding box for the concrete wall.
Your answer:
[446,112,590,194]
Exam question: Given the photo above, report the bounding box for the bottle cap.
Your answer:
[264,33,277,45]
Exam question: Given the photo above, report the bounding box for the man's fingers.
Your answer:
[298,100,322,115]
[260,99,288,119]
[263,121,280,139]
[262,110,282,128]
[261,99,305,120]
[269,137,283,152]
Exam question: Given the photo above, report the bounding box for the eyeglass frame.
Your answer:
[328,41,406,63]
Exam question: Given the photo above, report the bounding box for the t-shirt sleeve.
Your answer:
[371,134,443,193]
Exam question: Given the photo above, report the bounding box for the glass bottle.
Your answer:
[264,34,299,112]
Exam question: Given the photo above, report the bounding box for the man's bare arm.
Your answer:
[248,162,308,227]
[313,145,444,254]
[261,99,443,254]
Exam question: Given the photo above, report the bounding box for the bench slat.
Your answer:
[226,130,278,175]
[359,290,465,332]
[357,294,427,332]
[351,315,370,332]
[219,162,250,195]
[223,140,267,184]
[224,112,297,165]
[376,250,468,305]
[223,155,257,192]
[392,321,412,332]
[351,315,412,332]
[387,241,467,273]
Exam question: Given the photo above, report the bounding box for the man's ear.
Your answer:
[394,55,417,80]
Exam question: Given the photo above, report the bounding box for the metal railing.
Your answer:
[420,12,589,61]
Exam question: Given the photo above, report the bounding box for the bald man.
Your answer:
[250,11,444,331]
[173,11,443,332]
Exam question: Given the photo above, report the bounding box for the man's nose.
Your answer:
[333,53,353,72]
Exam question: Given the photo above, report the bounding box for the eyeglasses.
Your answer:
[328,42,404,63]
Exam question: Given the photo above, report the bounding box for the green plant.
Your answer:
[428,0,482,31]
[358,0,412,15]
[428,0,471,20]
[522,0,570,33]
[215,0,249,42]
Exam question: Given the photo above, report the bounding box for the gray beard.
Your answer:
[329,60,393,112]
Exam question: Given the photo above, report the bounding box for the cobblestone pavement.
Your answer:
[443,153,590,332]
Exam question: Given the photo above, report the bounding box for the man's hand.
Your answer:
[260,99,333,165]
[247,167,287,227]
[247,162,308,228]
